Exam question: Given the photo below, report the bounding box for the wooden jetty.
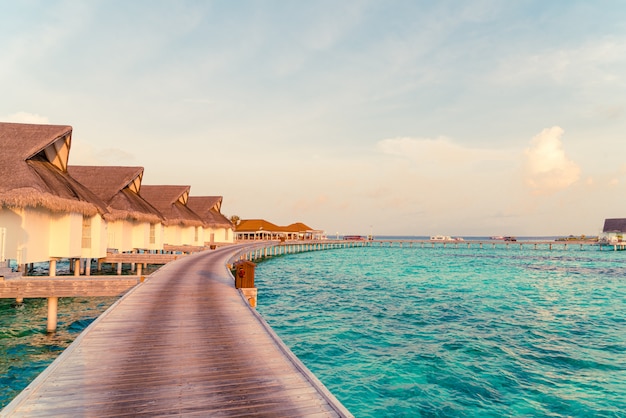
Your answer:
[365,239,605,251]
[1,244,352,417]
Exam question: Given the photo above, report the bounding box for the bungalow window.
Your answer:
[82,216,92,249]
[149,223,156,244]
[194,226,199,242]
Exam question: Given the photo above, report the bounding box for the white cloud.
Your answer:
[377,136,512,169]
[523,126,580,195]
[493,38,626,87]
[3,112,50,124]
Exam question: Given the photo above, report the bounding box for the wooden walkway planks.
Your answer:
[2,245,352,417]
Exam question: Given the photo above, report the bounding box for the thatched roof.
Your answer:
[0,122,109,216]
[68,166,163,223]
[235,219,283,232]
[603,218,626,233]
[235,219,318,234]
[140,185,204,227]
[187,196,233,229]
[284,222,314,232]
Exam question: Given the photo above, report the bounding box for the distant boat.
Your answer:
[343,235,366,241]
[430,235,454,241]
[490,236,504,240]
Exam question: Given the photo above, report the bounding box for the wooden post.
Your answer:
[74,259,81,276]
[85,258,91,276]
[136,263,142,276]
[49,259,57,277]
[47,297,58,332]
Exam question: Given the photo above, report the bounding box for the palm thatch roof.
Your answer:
[187,196,234,229]
[68,166,163,223]
[284,222,314,232]
[0,122,109,216]
[140,185,204,227]
[235,219,283,232]
[235,219,317,233]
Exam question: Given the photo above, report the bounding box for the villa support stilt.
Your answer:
[47,297,58,332]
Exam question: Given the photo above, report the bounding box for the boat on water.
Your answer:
[430,235,455,242]
[491,236,516,241]
[343,235,366,241]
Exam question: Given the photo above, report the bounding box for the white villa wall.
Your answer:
[131,221,164,251]
[165,225,203,246]
[204,227,233,244]
[49,211,82,259]
[163,225,182,246]
[22,207,53,263]
[81,214,107,259]
[107,221,124,252]
[182,225,203,246]
[0,207,108,263]
[131,221,148,250]
[110,220,160,253]
[4,207,83,264]
[196,226,204,245]
[0,207,26,262]
[144,222,163,251]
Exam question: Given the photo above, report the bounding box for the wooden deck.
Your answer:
[0,276,141,299]
[2,245,352,417]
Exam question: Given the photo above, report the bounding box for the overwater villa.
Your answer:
[67,166,164,253]
[186,196,234,245]
[235,219,324,241]
[0,123,109,273]
[139,185,205,247]
[599,218,626,244]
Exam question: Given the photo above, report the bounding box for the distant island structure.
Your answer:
[235,219,325,241]
[598,218,626,245]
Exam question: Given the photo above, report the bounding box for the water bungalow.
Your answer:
[0,123,109,273]
[235,219,324,240]
[139,185,205,247]
[187,196,234,245]
[67,166,164,253]
[599,218,626,245]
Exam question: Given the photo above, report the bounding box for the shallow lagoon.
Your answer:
[1,244,625,416]
[0,296,118,408]
[255,245,626,417]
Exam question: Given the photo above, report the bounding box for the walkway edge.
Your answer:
[237,288,354,418]
[1,275,147,416]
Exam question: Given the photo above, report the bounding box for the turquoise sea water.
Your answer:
[0,295,117,408]
[255,244,626,417]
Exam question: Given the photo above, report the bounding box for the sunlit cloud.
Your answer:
[523,126,580,195]
[493,38,626,86]
[376,136,512,168]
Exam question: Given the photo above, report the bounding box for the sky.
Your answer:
[2,1,626,237]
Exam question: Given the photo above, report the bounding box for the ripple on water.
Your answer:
[255,246,626,418]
